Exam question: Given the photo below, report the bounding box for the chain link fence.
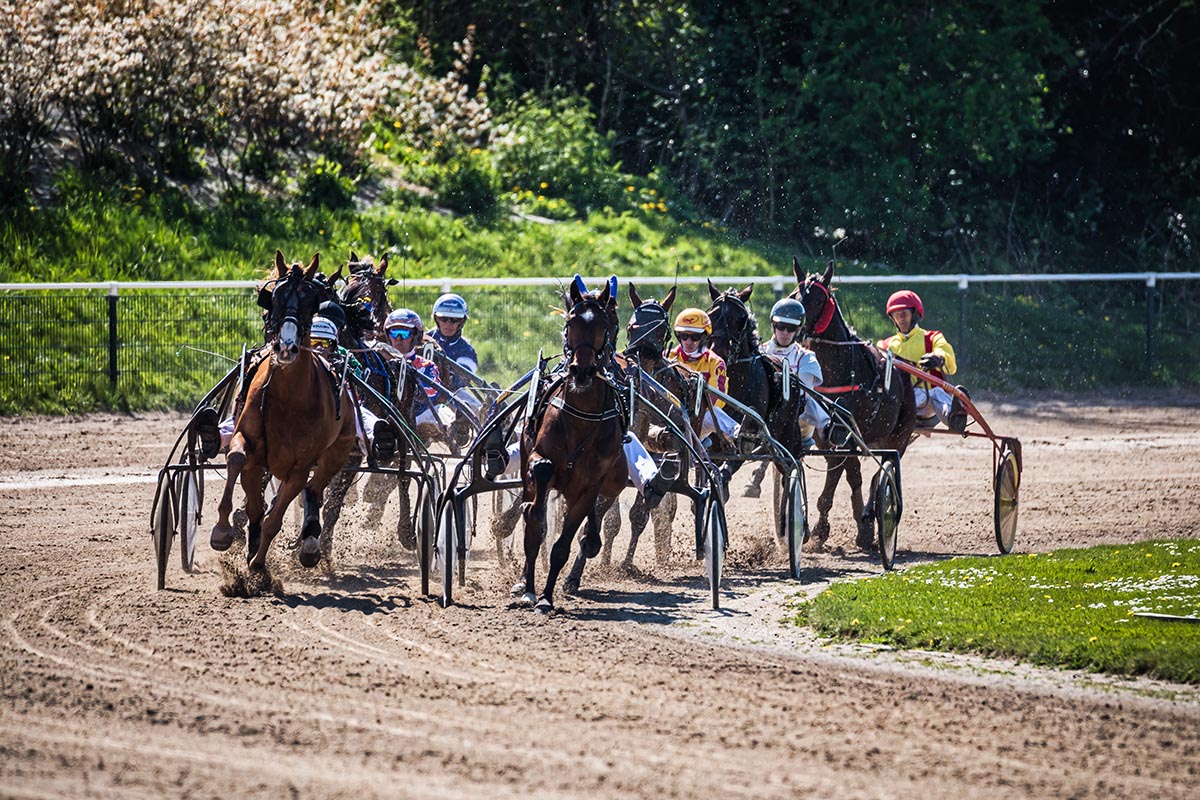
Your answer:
[2,275,1198,414]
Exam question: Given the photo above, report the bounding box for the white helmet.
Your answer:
[432,293,468,320]
[310,316,339,341]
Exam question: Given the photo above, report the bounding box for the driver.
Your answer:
[668,308,738,448]
[759,297,832,447]
[877,290,969,433]
[430,292,484,442]
[382,308,456,439]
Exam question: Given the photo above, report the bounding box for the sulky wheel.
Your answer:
[994,448,1020,554]
[435,492,460,607]
[875,460,901,571]
[152,473,175,590]
[783,468,806,580]
[175,468,201,573]
[456,496,470,588]
[702,493,727,610]
[417,483,437,596]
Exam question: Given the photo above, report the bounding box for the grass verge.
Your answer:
[793,540,1200,684]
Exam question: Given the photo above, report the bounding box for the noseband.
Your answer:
[707,292,754,360]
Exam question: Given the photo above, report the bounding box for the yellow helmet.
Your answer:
[674,308,712,335]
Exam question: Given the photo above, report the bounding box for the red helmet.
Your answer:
[885,290,924,320]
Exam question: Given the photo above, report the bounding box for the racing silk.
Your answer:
[669,345,728,409]
[402,351,441,414]
[322,346,366,381]
[878,324,956,387]
[760,339,823,390]
[430,331,478,389]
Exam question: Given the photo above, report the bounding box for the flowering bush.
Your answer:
[0,1,491,200]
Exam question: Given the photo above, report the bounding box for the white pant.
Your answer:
[700,405,738,440]
[915,386,954,424]
[416,403,456,429]
[497,431,658,494]
[800,395,831,431]
[454,387,483,417]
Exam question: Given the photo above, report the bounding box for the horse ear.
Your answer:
[792,255,805,285]
[662,285,676,312]
[273,250,287,278]
[568,277,583,306]
[822,259,834,286]
[739,284,754,301]
[376,253,389,276]
[327,264,344,285]
[628,282,642,308]
[599,279,612,306]
[304,253,320,281]
[707,278,720,300]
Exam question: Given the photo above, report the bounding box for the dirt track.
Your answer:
[2,390,1199,799]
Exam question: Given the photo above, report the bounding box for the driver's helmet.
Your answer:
[384,308,423,344]
[673,308,712,339]
[885,290,924,320]
[769,298,806,328]
[317,300,347,331]
[432,292,468,320]
[310,316,339,350]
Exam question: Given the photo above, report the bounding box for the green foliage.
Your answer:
[492,94,625,216]
[296,155,357,210]
[426,146,502,222]
[794,541,1200,684]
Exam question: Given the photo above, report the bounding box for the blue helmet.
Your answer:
[432,293,468,320]
[385,307,423,332]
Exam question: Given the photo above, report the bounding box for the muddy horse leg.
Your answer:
[812,457,846,549]
[564,494,619,595]
[249,473,305,570]
[538,496,596,614]
[211,439,248,550]
[844,458,873,549]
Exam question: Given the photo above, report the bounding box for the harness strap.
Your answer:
[548,395,623,422]
[815,384,864,394]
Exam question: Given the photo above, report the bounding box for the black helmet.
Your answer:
[317,300,347,331]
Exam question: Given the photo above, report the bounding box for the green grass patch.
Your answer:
[794,540,1200,684]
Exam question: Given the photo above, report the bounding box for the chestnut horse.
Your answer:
[790,257,917,549]
[519,279,627,613]
[210,251,357,570]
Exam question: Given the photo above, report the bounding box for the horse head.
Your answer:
[563,277,615,389]
[705,279,757,361]
[790,257,838,338]
[626,283,675,359]
[264,250,322,366]
[340,251,396,334]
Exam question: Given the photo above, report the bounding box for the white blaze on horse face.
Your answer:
[276,319,300,362]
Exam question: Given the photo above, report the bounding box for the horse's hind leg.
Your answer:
[320,455,359,562]
[250,473,304,570]
[812,458,846,550]
[211,443,247,551]
[845,458,873,549]
[540,497,597,613]
[519,460,553,605]
[652,491,677,565]
[564,494,619,595]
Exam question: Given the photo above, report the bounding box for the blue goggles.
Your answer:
[387,327,415,340]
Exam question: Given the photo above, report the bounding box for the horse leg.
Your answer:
[564,494,619,595]
[297,486,325,568]
[249,473,305,570]
[492,493,522,566]
[539,497,596,614]
[622,493,650,567]
[296,440,355,568]
[844,458,873,549]
[518,460,553,605]
[241,464,265,562]
[600,498,622,566]
[743,460,769,498]
[211,440,247,550]
[812,457,846,549]
[652,492,677,566]
[395,475,415,550]
[320,454,359,562]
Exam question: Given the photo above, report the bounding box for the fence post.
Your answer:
[958,276,969,370]
[1145,274,1157,369]
[107,283,119,387]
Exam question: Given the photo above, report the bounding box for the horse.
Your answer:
[705,281,808,500]
[210,251,358,571]
[790,257,917,549]
[562,282,699,591]
[318,251,419,558]
[518,278,627,613]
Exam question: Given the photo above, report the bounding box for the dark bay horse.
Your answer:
[790,257,917,548]
[705,281,808,489]
[210,251,357,571]
[563,282,698,591]
[519,279,627,613]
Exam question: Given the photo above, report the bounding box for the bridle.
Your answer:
[707,291,755,363]
[563,293,616,368]
[796,277,838,338]
[626,301,669,357]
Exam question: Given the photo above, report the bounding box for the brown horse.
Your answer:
[210,251,358,571]
[518,279,627,613]
[790,257,917,549]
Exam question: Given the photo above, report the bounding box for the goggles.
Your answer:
[772,322,799,333]
[387,327,415,340]
[310,337,335,348]
[677,332,704,342]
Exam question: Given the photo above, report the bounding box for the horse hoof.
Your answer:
[298,537,321,568]
[742,485,761,499]
[581,533,601,559]
[535,599,554,614]
[522,591,538,606]
[210,524,236,552]
[300,517,321,542]
[510,579,526,597]
[563,579,580,596]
